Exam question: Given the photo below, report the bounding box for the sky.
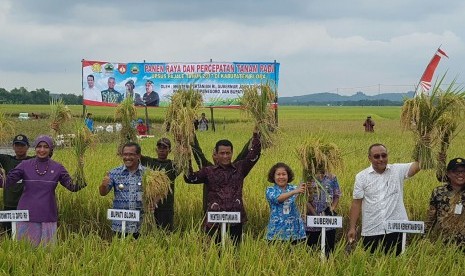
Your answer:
[0,0,464,97]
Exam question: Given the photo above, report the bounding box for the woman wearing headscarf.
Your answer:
[0,135,86,246]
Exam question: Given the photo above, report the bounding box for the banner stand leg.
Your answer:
[11,221,16,241]
[221,222,227,248]
[401,232,406,254]
[121,221,126,239]
[320,227,326,261]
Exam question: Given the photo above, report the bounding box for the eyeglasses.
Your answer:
[372,153,388,160]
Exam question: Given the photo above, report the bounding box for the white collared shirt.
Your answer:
[353,163,413,236]
[83,86,101,101]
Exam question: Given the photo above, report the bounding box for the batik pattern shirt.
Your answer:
[108,164,145,233]
[307,174,341,231]
[427,183,465,245]
[265,184,306,241]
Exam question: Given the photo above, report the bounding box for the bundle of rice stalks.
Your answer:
[163,87,203,174]
[115,97,138,155]
[71,123,95,188]
[297,139,343,182]
[141,168,172,232]
[401,76,465,169]
[435,113,460,181]
[240,83,277,149]
[296,139,343,216]
[50,98,72,136]
[0,112,15,145]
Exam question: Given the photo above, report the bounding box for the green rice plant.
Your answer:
[401,75,465,169]
[49,98,72,136]
[71,122,95,188]
[240,83,277,149]
[163,86,203,174]
[0,111,15,145]
[115,97,138,155]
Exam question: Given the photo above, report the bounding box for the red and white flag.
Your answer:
[416,47,448,96]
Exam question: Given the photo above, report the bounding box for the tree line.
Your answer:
[0,87,83,105]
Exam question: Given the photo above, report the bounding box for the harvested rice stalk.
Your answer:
[296,139,343,216]
[240,83,277,149]
[50,98,72,136]
[435,114,460,181]
[0,112,15,145]
[163,87,203,174]
[141,168,171,232]
[297,139,343,182]
[115,97,138,155]
[401,76,465,169]
[71,122,95,188]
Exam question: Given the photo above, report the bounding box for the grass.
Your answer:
[1,105,465,274]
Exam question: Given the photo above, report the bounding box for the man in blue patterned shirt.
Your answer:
[99,142,145,238]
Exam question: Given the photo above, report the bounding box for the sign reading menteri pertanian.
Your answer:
[207,212,241,223]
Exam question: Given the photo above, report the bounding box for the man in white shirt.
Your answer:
[83,74,101,102]
[347,143,420,255]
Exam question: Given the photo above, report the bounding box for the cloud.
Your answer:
[1,0,465,96]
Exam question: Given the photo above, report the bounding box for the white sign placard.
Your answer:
[207,212,241,223]
[107,209,140,222]
[385,220,424,234]
[307,216,343,228]
[0,210,29,222]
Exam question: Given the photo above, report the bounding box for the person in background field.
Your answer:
[0,135,86,246]
[265,163,306,244]
[143,80,160,107]
[199,112,209,131]
[363,116,375,132]
[0,135,33,236]
[184,129,261,245]
[101,77,123,103]
[136,119,147,135]
[85,113,94,133]
[306,166,341,256]
[347,143,420,256]
[99,142,145,239]
[140,138,181,232]
[83,74,101,102]
[426,158,465,246]
[125,80,144,106]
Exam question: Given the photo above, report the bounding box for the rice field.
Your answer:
[1,105,465,275]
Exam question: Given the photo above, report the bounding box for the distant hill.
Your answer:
[279,91,415,106]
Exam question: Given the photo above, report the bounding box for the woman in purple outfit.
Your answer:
[0,135,86,246]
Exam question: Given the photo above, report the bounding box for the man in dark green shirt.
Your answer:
[0,134,32,235]
[140,138,180,232]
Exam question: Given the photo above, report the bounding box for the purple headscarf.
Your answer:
[33,135,54,157]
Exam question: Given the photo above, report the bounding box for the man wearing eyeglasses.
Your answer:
[347,143,420,255]
[426,158,465,246]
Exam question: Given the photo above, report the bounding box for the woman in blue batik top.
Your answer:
[265,162,306,243]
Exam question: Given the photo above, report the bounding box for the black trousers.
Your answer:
[306,229,336,256]
[362,232,402,256]
[154,209,174,232]
[206,223,243,246]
